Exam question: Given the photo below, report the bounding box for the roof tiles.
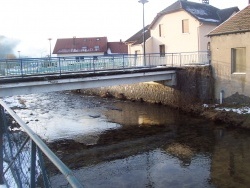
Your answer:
[149,0,239,28]
[107,42,128,54]
[208,5,250,36]
[53,37,108,54]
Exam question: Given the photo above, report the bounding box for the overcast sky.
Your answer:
[0,0,248,57]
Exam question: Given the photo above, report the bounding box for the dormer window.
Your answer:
[96,38,100,41]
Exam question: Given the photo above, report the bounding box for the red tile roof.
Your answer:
[208,5,250,36]
[53,37,108,54]
[107,42,128,54]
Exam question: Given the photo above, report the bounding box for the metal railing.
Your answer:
[0,100,83,187]
[0,52,209,78]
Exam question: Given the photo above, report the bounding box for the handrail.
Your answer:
[0,52,209,79]
[0,100,83,188]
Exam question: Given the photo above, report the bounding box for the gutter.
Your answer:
[208,29,250,37]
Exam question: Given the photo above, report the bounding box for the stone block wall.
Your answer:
[80,66,214,109]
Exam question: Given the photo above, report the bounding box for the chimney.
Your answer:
[202,0,209,4]
[73,36,76,45]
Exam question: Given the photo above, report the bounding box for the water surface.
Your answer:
[5,92,250,188]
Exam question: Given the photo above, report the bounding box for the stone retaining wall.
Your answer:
[80,66,214,109]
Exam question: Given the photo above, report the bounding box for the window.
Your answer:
[159,24,163,37]
[182,19,189,33]
[94,46,100,51]
[159,45,165,57]
[135,50,140,55]
[231,47,246,73]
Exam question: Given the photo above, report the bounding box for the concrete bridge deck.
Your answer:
[0,52,209,97]
[0,67,177,97]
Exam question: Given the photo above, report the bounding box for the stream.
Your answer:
[4,91,250,188]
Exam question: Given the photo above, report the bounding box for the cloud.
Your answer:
[0,35,20,58]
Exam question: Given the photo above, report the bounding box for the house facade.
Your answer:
[126,0,238,55]
[53,37,127,57]
[125,25,151,55]
[208,5,250,102]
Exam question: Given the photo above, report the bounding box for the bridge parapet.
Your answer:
[0,51,209,78]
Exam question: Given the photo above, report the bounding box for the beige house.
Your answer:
[208,5,250,102]
[125,25,151,55]
[126,0,238,55]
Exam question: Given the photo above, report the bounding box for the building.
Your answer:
[53,37,127,57]
[208,5,250,102]
[126,0,239,55]
[107,41,128,54]
[125,25,151,55]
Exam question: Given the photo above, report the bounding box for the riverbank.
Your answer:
[76,90,250,129]
[78,65,250,129]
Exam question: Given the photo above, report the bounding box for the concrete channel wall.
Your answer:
[80,66,214,109]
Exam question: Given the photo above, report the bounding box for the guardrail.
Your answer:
[0,52,209,78]
[0,100,83,187]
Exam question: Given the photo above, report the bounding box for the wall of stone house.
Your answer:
[80,66,214,109]
[210,32,250,104]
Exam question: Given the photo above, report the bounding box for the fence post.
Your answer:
[180,53,182,67]
[0,106,4,185]
[172,53,174,67]
[37,148,50,187]
[122,55,125,69]
[93,57,95,73]
[20,59,24,78]
[58,57,62,76]
[30,140,37,187]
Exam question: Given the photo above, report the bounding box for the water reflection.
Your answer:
[211,129,250,188]
[104,101,178,127]
[5,92,250,187]
[51,149,213,188]
[48,95,218,187]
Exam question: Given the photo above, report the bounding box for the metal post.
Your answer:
[0,106,4,185]
[93,57,95,73]
[172,53,174,67]
[143,3,146,66]
[138,0,148,67]
[37,148,50,188]
[148,54,151,67]
[122,55,125,69]
[180,53,182,67]
[48,38,52,63]
[20,59,24,78]
[59,57,62,76]
[30,141,36,187]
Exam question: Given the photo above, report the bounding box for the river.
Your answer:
[4,91,250,188]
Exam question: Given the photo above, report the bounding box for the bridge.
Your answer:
[0,52,209,97]
[0,51,209,187]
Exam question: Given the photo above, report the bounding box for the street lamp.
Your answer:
[48,38,52,59]
[138,0,148,66]
[17,51,21,59]
[41,51,47,58]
